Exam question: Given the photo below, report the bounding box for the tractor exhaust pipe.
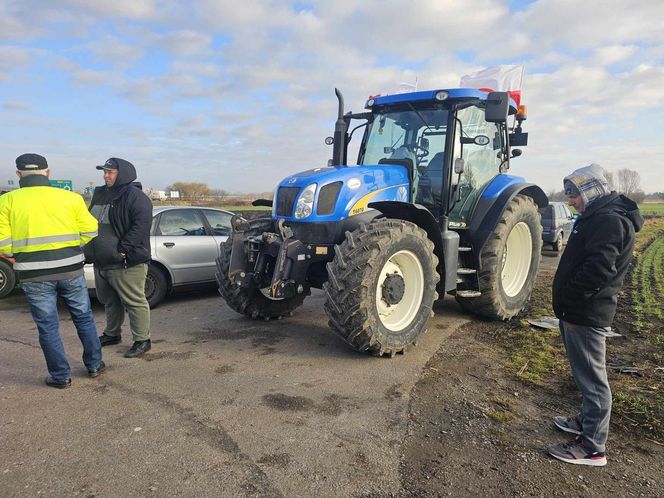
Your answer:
[332,88,348,166]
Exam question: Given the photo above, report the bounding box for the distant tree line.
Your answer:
[164,181,275,205]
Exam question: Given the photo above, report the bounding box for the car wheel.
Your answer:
[0,259,16,298]
[553,234,563,252]
[145,265,168,308]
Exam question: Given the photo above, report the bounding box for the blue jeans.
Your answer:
[22,275,102,381]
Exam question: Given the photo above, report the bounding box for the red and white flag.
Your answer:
[460,64,525,107]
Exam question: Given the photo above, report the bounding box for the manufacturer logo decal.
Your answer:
[288,177,297,184]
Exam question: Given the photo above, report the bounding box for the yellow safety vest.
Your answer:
[0,183,98,277]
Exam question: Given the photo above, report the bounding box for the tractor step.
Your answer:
[458,246,472,252]
[457,267,477,275]
[456,290,482,298]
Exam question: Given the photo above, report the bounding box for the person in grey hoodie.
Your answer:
[85,158,153,358]
[548,164,643,467]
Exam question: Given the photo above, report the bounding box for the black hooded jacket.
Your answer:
[552,192,644,327]
[84,159,153,269]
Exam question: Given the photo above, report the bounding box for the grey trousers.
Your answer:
[559,320,612,452]
[94,264,151,342]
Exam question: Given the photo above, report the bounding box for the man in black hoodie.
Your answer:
[85,158,153,358]
[548,164,644,467]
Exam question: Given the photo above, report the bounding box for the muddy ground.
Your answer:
[399,250,663,497]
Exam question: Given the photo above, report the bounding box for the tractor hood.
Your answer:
[273,165,410,222]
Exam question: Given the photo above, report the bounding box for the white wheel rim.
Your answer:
[501,221,532,297]
[375,250,424,332]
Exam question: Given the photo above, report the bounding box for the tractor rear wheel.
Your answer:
[216,218,308,320]
[324,219,439,356]
[456,194,542,320]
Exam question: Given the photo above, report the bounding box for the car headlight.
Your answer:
[294,183,317,219]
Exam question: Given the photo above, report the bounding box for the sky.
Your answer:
[1,0,663,194]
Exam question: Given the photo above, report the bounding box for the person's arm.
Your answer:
[0,196,13,256]
[117,192,152,253]
[562,215,628,298]
[75,195,98,245]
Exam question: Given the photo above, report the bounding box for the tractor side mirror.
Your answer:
[485,91,509,123]
[511,148,522,158]
[325,136,334,145]
[454,158,465,174]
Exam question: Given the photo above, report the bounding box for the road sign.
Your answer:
[50,180,73,190]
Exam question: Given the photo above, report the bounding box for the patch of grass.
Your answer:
[613,391,664,438]
[630,217,664,339]
[484,408,516,423]
[492,270,568,384]
[611,218,664,440]
[503,328,565,384]
[638,202,664,216]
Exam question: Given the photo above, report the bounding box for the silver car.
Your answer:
[85,206,233,308]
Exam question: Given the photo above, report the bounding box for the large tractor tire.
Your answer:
[215,218,308,320]
[324,219,439,356]
[456,194,542,320]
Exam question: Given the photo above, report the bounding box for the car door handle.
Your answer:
[163,242,175,248]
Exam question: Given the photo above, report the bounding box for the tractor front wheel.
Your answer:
[324,219,439,356]
[216,218,308,320]
[456,194,542,320]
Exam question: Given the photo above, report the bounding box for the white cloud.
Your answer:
[0,45,34,81]
[1,1,663,193]
[63,0,163,20]
[3,100,30,110]
[152,30,212,57]
[594,45,638,66]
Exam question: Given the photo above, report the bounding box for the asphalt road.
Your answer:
[0,283,473,497]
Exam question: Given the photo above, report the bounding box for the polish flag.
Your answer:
[460,65,525,107]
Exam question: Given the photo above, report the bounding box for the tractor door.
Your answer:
[448,105,503,228]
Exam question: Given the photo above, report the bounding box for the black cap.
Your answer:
[96,158,119,170]
[16,153,48,171]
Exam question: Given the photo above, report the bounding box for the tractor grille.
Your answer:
[316,181,342,215]
[276,186,300,216]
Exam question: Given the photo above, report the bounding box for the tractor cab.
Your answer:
[353,89,526,229]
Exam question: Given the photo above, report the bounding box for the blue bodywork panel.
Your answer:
[482,174,526,199]
[273,165,410,222]
[370,88,517,113]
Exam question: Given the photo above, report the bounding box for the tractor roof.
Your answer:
[369,88,517,112]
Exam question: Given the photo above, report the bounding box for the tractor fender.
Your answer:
[468,182,548,269]
[368,201,459,293]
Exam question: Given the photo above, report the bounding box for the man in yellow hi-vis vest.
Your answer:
[0,153,105,388]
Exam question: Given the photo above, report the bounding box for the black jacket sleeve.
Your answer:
[117,190,152,254]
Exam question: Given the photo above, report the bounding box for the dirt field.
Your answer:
[399,247,664,497]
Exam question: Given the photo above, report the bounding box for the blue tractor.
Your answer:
[216,87,547,356]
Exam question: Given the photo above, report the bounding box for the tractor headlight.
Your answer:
[294,183,317,219]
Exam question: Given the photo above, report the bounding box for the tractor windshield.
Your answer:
[358,108,449,213]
